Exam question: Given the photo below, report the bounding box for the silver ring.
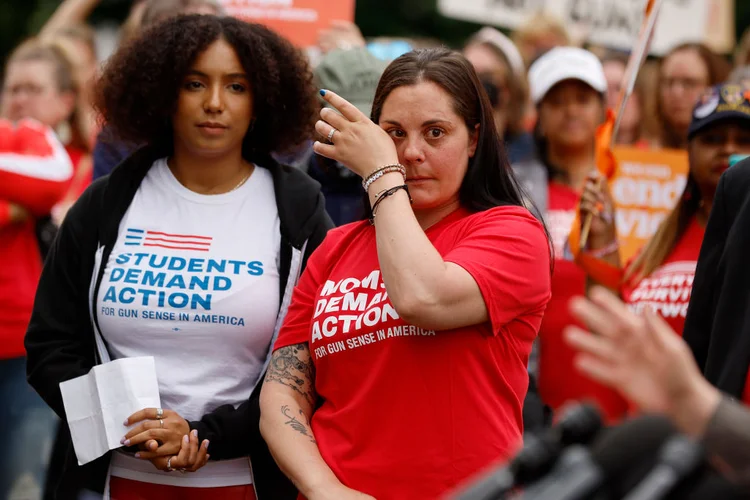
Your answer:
[156,408,164,419]
[327,128,336,143]
[159,419,164,428]
[166,456,175,472]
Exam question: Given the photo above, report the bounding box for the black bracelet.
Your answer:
[369,184,412,224]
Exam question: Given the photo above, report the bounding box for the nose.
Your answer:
[721,135,741,156]
[204,84,224,114]
[401,137,426,164]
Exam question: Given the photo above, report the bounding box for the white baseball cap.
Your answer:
[528,47,607,104]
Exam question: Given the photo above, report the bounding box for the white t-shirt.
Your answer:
[97,158,280,487]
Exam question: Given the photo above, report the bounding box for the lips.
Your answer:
[712,162,729,174]
[197,122,227,128]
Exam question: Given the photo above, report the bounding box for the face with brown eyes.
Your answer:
[172,38,254,158]
[378,80,478,211]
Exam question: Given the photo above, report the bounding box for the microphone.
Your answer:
[450,403,602,500]
[623,436,704,500]
[517,414,676,500]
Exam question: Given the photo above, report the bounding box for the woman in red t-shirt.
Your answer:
[259,48,552,500]
[516,47,629,423]
[580,83,750,338]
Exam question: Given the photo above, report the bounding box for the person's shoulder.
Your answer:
[724,159,750,189]
[720,159,750,212]
[268,160,322,193]
[324,220,370,245]
[468,204,543,229]
[306,220,370,270]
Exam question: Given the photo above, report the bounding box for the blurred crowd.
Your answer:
[2,0,750,498]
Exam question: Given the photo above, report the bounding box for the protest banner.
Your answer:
[437,0,735,55]
[220,0,355,47]
[610,147,689,262]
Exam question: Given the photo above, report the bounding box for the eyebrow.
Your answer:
[382,119,451,127]
[186,70,249,79]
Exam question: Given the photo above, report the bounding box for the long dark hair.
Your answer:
[369,48,525,213]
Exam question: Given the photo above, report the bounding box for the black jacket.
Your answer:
[683,158,750,398]
[25,145,333,499]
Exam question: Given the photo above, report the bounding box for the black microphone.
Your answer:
[517,414,677,500]
[450,403,602,500]
[623,436,704,500]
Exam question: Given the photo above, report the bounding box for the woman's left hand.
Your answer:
[122,407,190,458]
[148,430,210,473]
[313,90,399,179]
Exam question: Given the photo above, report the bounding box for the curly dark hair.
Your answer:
[94,15,317,157]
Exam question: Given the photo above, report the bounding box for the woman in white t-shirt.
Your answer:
[25,15,332,500]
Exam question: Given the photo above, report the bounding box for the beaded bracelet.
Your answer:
[362,164,406,192]
[369,184,412,224]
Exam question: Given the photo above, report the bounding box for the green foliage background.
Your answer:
[0,0,748,69]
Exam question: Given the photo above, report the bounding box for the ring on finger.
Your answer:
[166,456,175,472]
[156,408,164,419]
[159,419,164,429]
[327,128,336,143]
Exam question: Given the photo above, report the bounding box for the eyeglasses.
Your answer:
[660,77,705,92]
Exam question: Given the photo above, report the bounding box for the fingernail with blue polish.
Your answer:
[123,439,130,446]
[319,89,326,96]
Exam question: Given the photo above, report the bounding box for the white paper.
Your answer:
[60,356,161,465]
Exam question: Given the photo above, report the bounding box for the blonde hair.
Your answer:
[512,11,571,67]
[624,174,701,283]
[6,38,88,151]
[734,27,750,67]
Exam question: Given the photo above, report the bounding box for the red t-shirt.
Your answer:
[274,206,551,500]
[0,120,73,359]
[622,217,705,336]
[537,182,628,422]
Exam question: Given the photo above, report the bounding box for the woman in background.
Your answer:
[512,47,629,422]
[580,83,750,338]
[644,43,730,150]
[463,27,534,164]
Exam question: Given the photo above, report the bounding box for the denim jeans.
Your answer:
[0,357,57,500]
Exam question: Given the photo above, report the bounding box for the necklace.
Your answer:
[231,170,252,192]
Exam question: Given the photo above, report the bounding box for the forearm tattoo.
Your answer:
[265,343,316,407]
[281,405,316,444]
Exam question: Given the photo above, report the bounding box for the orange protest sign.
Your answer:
[220,0,356,47]
[609,147,689,263]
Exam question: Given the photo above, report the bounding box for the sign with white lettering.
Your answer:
[437,0,735,55]
[610,146,689,261]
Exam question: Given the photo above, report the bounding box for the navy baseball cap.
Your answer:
[688,83,750,140]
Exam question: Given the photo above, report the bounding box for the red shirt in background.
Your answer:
[63,144,92,201]
[274,206,551,500]
[622,217,705,336]
[0,120,73,359]
[538,182,628,422]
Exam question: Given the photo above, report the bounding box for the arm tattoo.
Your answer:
[281,405,316,444]
[265,343,316,407]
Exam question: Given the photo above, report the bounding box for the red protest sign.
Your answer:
[220,0,356,47]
